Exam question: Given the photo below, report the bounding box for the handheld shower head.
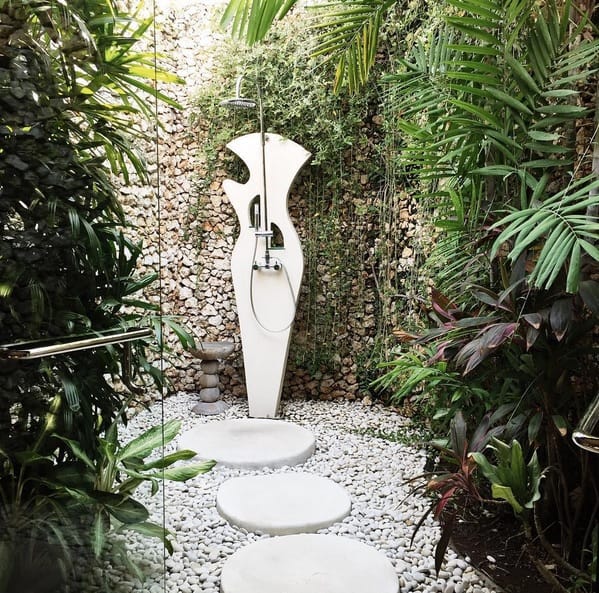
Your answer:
[220,75,257,109]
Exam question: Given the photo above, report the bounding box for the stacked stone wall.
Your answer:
[120,0,420,404]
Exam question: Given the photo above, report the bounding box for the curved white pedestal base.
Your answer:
[216,472,351,535]
[177,419,315,469]
[220,534,399,593]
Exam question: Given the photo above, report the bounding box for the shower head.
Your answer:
[220,75,258,110]
[220,97,257,109]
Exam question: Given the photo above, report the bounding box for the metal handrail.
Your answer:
[572,392,599,454]
[0,327,154,360]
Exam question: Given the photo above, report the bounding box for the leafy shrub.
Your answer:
[0,1,203,587]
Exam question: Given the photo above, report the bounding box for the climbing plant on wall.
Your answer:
[191,16,404,388]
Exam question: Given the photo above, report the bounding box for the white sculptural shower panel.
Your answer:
[223,131,310,417]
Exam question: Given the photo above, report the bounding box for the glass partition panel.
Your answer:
[0,1,172,592]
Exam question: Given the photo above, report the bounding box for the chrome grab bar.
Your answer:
[0,327,154,360]
[572,392,599,454]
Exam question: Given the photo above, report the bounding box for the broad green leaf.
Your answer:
[541,89,579,98]
[540,235,575,290]
[119,522,174,554]
[100,494,149,524]
[471,451,498,482]
[491,483,524,514]
[510,440,527,496]
[447,44,500,56]
[447,22,500,45]
[536,104,588,115]
[529,230,568,288]
[92,513,106,558]
[53,435,96,470]
[505,54,541,94]
[161,463,215,481]
[508,215,556,263]
[448,99,502,128]
[142,449,198,470]
[446,0,500,20]
[118,419,181,461]
[524,451,543,508]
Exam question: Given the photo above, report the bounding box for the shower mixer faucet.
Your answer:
[253,254,281,271]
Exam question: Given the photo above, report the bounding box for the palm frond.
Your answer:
[220,0,299,43]
[310,0,395,92]
[491,175,599,292]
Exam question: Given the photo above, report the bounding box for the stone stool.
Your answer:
[190,341,235,415]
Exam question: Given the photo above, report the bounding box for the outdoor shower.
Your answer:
[221,76,279,274]
[221,75,311,418]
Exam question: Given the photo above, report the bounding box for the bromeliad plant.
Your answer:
[472,438,543,520]
[470,439,595,591]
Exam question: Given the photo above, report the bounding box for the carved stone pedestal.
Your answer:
[190,341,235,415]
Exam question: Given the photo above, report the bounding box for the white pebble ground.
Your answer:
[91,393,501,593]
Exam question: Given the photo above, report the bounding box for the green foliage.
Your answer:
[0,0,199,586]
[385,0,599,292]
[221,0,298,44]
[407,410,506,573]
[310,0,397,92]
[373,345,494,428]
[472,438,543,517]
[55,418,214,574]
[491,175,599,293]
[221,0,402,92]
[376,0,598,585]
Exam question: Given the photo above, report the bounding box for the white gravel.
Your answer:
[89,393,501,593]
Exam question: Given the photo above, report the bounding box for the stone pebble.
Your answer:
[83,392,501,593]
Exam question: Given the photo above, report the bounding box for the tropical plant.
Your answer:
[472,437,543,518]
[383,275,599,582]
[377,0,599,585]
[384,0,599,300]
[0,0,184,453]
[405,410,506,573]
[373,343,495,428]
[0,0,196,587]
[221,0,402,92]
[53,417,214,580]
[472,438,595,591]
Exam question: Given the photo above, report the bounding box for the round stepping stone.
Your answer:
[178,418,315,468]
[220,534,399,593]
[217,472,351,534]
